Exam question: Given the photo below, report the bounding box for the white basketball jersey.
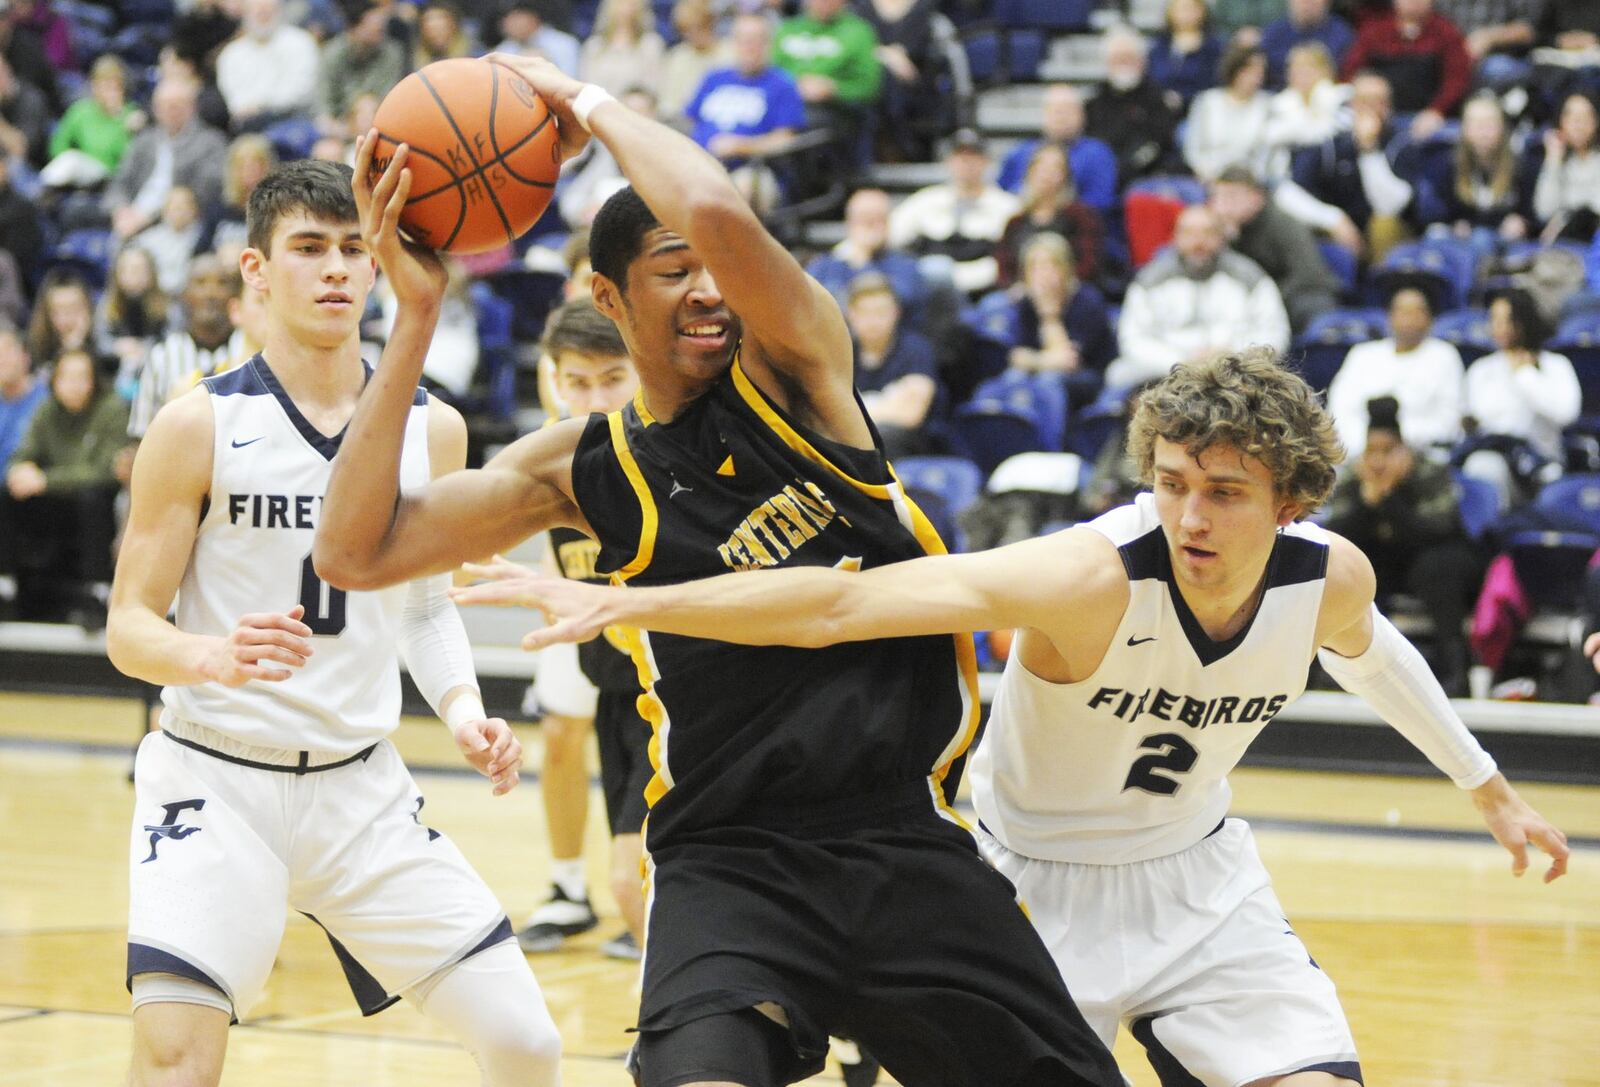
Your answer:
[970,493,1329,864]
[162,356,432,753]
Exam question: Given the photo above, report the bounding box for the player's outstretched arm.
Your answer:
[1316,533,1570,882]
[451,528,1110,651]
[487,54,863,446]
[107,389,315,688]
[316,138,589,591]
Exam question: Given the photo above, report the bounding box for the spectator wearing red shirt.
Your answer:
[1342,0,1471,139]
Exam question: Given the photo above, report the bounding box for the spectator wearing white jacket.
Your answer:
[1327,286,1465,455]
[888,129,1020,295]
[1183,42,1272,181]
[215,0,319,129]
[1462,289,1582,508]
[1108,204,1290,389]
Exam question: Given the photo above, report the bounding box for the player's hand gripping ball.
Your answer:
[368,57,560,253]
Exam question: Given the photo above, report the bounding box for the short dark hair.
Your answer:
[542,297,629,362]
[1218,41,1265,87]
[247,159,359,256]
[1491,286,1549,350]
[589,186,660,294]
[1213,163,1262,190]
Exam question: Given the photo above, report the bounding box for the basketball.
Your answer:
[368,57,560,254]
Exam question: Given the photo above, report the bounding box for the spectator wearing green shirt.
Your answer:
[774,0,881,162]
[316,0,409,138]
[43,56,139,188]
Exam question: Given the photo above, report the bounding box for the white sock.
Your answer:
[550,858,587,902]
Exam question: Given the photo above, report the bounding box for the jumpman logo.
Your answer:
[141,799,206,863]
[669,477,694,500]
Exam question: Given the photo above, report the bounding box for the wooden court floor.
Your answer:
[1,690,1597,1085]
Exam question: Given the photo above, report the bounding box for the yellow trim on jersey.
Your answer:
[632,388,657,427]
[607,409,658,582]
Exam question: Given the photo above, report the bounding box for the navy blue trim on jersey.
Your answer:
[461,916,515,961]
[1118,526,1168,582]
[303,913,401,1016]
[1129,1016,1206,1087]
[204,355,270,397]
[254,357,346,460]
[1300,1060,1363,1083]
[1267,531,1329,588]
[127,942,237,1022]
[1161,528,1327,668]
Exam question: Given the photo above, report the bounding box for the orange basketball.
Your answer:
[369,58,560,254]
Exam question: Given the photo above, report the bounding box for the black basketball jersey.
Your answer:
[568,358,980,847]
[549,524,641,692]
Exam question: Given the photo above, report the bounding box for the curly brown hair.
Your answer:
[1126,347,1344,514]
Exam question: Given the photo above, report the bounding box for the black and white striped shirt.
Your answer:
[129,328,250,438]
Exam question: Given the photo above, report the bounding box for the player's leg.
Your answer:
[595,689,652,957]
[524,640,600,950]
[409,941,562,1086]
[607,831,646,951]
[633,1007,797,1087]
[1245,1074,1358,1087]
[127,993,229,1087]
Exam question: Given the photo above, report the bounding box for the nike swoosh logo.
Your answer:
[1127,635,1157,646]
[231,437,264,448]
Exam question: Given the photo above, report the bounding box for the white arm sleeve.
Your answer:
[1357,149,1413,217]
[1317,608,1498,789]
[399,572,480,719]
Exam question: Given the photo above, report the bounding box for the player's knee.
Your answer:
[130,1039,222,1087]
[542,714,590,762]
[476,1005,563,1086]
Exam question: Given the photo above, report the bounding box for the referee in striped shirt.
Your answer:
[127,254,251,439]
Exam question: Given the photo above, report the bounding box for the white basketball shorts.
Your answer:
[127,720,512,1020]
[534,638,598,719]
[979,818,1362,1087]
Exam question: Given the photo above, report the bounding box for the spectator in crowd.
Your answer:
[134,185,205,296]
[1422,92,1533,245]
[1290,69,1416,258]
[1342,0,1471,139]
[0,156,42,292]
[376,259,481,401]
[1533,91,1600,241]
[104,77,228,242]
[1108,204,1290,389]
[128,255,245,440]
[1005,231,1116,390]
[1212,0,1286,42]
[1209,165,1341,331]
[216,0,321,130]
[684,14,804,214]
[994,143,1102,289]
[209,134,277,255]
[856,0,944,162]
[1148,0,1223,110]
[1261,0,1355,87]
[26,271,105,373]
[157,44,232,135]
[97,246,170,394]
[1590,229,1600,293]
[1,4,61,114]
[773,0,882,144]
[1436,0,1540,83]
[172,0,240,76]
[888,128,1019,296]
[496,0,582,75]
[316,0,408,137]
[996,84,1117,214]
[807,186,926,317]
[1322,395,1480,695]
[1328,286,1465,453]
[1,348,129,625]
[0,52,49,173]
[0,323,44,472]
[581,0,666,98]
[1086,25,1182,185]
[846,272,941,457]
[1531,2,1600,118]
[658,0,732,122]
[413,1,478,68]
[557,84,658,226]
[1264,42,1350,172]
[9,0,73,73]
[1460,288,1580,508]
[1184,41,1274,182]
[42,55,138,189]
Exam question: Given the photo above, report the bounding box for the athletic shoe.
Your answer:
[517,885,599,952]
[599,930,643,960]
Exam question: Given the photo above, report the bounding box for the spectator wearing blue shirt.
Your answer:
[685,14,805,212]
[996,84,1118,214]
[1006,233,1115,388]
[807,187,927,321]
[1260,0,1355,88]
[0,324,43,473]
[495,0,582,75]
[1147,0,1224,110]
[846,273,944,457]
[1587,228,1600,293]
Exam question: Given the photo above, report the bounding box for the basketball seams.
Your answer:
[417,67,518,246]
[486,75,558,189]
[371,129,470,249]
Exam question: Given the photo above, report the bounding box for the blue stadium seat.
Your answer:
[1006,28,1045,81]
[1291,306,1386,391]
[1550,311,1600,414]
[120,0,176,23]
[1503,474,1600,611]
[1435,307,1495,365]
[1370,238,1478,312]
[471,283,516,420]
[1453,470,1499,541]
[110,23,165,66]
[1534,472,1600,533]
[57,0,114,33]
[50,228,114,290]
[962,29,1001,84]
[265,117,320,161]
[951,408,1043,476]
[1318,239,1358,299]
[1124,175,1208,206]
[892,455,984,520]
[484,268,566,343]
[969,370,1068,451]
[1000,0,1093,32]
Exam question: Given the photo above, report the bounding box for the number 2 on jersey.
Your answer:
[1123,732,1198,796]
[297,553,348,636]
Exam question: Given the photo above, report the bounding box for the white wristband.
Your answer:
[443,690,487,733]
[572,84,615,133]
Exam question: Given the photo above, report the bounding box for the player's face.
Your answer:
[1150,438,1298,595]
[246,212,375,351]
[554,350,638,416]
[603,227,742,387]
